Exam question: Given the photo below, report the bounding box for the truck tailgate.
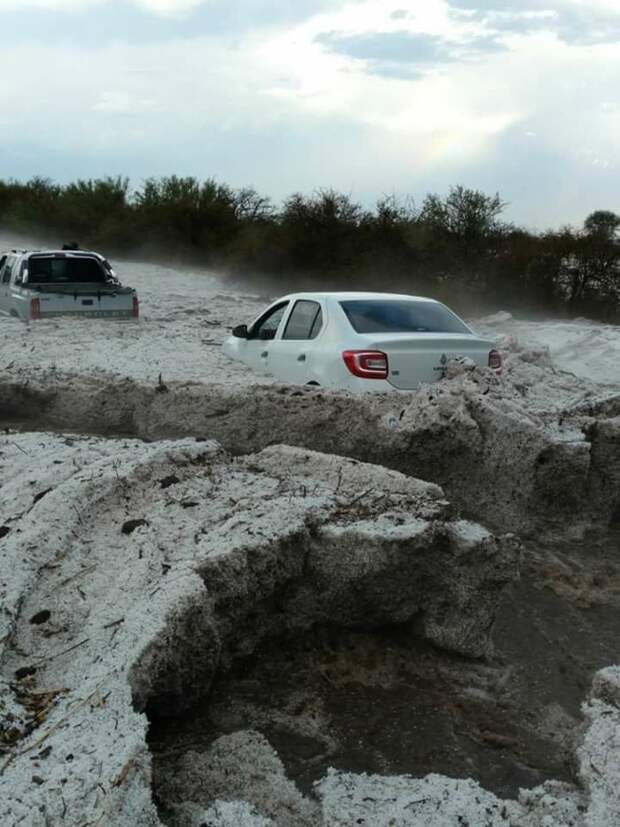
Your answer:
[31,287,137,320]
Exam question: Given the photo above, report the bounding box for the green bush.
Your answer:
[0,177,617,320]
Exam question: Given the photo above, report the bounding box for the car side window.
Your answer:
[250,302,289,340]
[1,258,13,285]
[282,300,323,340]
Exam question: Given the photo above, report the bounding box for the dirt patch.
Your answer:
[148,529,620,819]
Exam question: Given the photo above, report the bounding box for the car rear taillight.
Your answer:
[488,349,502,372]
[132,295,139,319]
[30,297,41,320]
[342,350,389,379]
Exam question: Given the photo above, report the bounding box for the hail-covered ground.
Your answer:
[1,243,620,827]
[0,249,619,392]
[0,256,270,386]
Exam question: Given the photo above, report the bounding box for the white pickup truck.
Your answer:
[0,249,139,321]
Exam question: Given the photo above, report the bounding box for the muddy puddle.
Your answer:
[148,528,620,816]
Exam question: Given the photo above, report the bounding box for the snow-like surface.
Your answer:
[0,233,618,392]
[475,312,620,387]
[0,432,514,826]
[1,411,618,827]
[2,238,620,826]
[0,255,273,386]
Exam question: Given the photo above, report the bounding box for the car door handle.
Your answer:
[261,350,269,358]
[297,354,306,362]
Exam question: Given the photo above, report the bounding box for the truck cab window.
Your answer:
[27,256,106,284]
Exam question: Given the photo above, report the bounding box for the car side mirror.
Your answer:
[232,324,248,339]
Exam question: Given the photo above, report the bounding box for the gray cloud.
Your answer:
[317,31,452,63]
[315,30,506,79]
[450,7,558,36]
[556,8,620,45]
[449,1,620,45]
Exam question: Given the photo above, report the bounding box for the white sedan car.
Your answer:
[223,291,501,391]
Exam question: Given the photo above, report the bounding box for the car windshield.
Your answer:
[27,255,106,284]
[340,299,471,335]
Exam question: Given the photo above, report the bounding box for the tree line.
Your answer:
[0,175,618,320]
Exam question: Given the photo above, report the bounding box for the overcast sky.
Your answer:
[0,0,618,228]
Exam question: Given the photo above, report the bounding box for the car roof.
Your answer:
[279,291,439,303]
[30,250,103,258]
[3,249,105,259]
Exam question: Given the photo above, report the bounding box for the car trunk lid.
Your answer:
[360,333,494,389]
